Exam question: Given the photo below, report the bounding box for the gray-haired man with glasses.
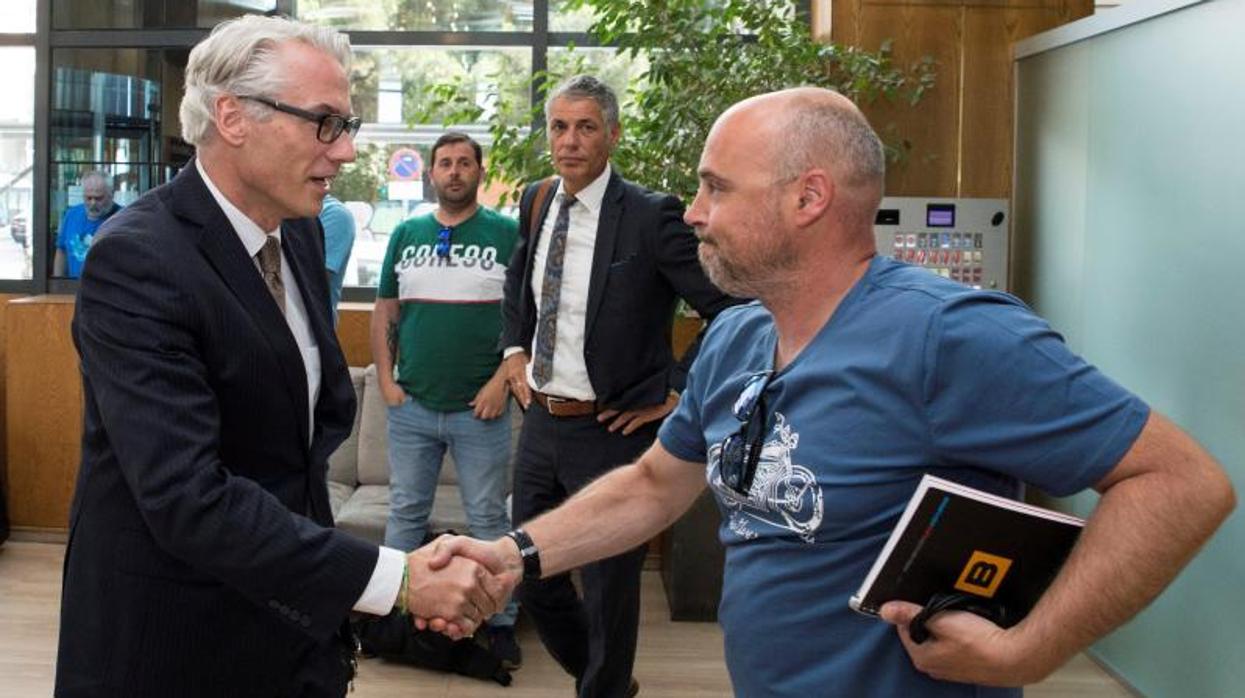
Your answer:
[426,87,1233,698]
[57,16,505,698]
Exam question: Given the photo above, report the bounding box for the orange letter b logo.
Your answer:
[954,551,1013,598]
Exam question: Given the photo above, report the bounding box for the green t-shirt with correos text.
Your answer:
[377,207,518,412]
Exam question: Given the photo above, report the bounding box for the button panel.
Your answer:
[874,197,1009,291]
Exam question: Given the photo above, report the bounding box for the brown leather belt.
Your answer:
[532,391,598,418]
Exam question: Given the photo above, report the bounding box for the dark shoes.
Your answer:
[628,677,640,697]
[485,625,522,670]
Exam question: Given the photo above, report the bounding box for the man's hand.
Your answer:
[880,601,1054,687]
[598,391,679,435]
[412,535,523,635]
[403,544,508,640]
[469,370,508,420]
[380,380,406,407]
[502,352,531,409]
[430,534,523,579]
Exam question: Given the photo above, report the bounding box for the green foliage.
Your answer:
[330,142,387,204]
[416,0,935,205]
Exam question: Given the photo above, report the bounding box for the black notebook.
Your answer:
[850,474,1084,625]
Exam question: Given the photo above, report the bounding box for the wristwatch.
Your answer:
[505,528,542,581]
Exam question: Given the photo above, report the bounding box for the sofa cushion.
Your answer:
[335,484,390,546]
[357,365,392,486]
[327,367,365,487]
[327,480,354,519]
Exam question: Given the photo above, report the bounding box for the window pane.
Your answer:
[549,0,599,32]
[50,48,191,279]
[299,0,533,31]
[336,46,529,287]
[53,0,277,30]
[0,48,35,281]
[0,0,37,33]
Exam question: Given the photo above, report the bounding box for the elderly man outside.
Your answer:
[54,170,122,278]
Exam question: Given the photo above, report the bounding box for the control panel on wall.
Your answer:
[874,198,1010,291]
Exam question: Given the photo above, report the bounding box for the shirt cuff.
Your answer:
[502,346,526,359]
[353,546,406,615]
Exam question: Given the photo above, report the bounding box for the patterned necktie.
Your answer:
[531,193,577,387]
[257,234,285,314]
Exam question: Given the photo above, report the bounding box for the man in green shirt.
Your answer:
[370,132,522,666]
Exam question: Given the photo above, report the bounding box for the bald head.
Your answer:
[711,87,885,229]
[686,88,886,299]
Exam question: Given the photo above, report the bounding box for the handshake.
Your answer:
[398,535,524,639]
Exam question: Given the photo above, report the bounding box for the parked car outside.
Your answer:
[10,212,27,247]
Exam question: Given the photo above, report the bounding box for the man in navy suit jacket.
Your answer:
[495,75,741,698]
[55,16,503,698]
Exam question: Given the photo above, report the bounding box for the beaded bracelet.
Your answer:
[396,560,410,615]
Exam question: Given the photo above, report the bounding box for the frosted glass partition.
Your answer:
[1013,1,1245,695]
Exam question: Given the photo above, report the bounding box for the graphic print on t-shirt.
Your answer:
[707,412,825,543]
[393,241,506,303]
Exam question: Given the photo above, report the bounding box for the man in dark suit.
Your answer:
[498,75,741,698]
[55,16,502,698]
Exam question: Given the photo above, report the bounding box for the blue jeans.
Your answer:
[384,397,518,627]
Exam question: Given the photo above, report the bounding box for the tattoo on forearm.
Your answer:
[386,320,398,363]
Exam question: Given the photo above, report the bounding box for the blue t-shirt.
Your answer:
[319,194,355,324]
[658,256,1149,698]
[57,203,121,279]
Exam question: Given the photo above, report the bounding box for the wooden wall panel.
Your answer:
[960,5,1083,197]
[5,297,80,531]
[856,4,964,196]
[832,0,1092,198]
[336,302,374,367]
[0,293,26,499]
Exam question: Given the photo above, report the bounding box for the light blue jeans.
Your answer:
[384,397,518,627]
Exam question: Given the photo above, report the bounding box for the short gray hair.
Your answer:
[545,74,620,130]
[775,92,885,190]
[179,15,352,145]
[79,170,112,190]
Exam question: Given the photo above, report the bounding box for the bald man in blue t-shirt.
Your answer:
[426,88,1235,697]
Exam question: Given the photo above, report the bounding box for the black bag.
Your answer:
[352,611,512,686]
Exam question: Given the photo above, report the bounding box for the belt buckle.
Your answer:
[545,394,570,416]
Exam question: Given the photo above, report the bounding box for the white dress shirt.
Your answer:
[510,163,612,400]
[196,160,404,615]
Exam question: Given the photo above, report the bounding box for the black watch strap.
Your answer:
[505,528,542,581]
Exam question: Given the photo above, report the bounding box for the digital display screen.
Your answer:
[926,204,956,228]
[875,208,900,225]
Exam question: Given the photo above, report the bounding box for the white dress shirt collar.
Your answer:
[556,162,611,216]
[195,159,282,252]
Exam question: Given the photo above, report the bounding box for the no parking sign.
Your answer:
[388,148,423,181]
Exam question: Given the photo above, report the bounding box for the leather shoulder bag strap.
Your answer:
[528,177,556,238]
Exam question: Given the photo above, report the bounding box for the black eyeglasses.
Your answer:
[718,370,774,495]
[435,226,453,257]
[237,95,361,144]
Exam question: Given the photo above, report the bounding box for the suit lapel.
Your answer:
[585,171,624,338]
[282,221,349,524]
[171,163,310,447]
[281,219,353,440]
[281,221,332,358]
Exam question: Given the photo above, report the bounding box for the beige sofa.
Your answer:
[327,365,518,546]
